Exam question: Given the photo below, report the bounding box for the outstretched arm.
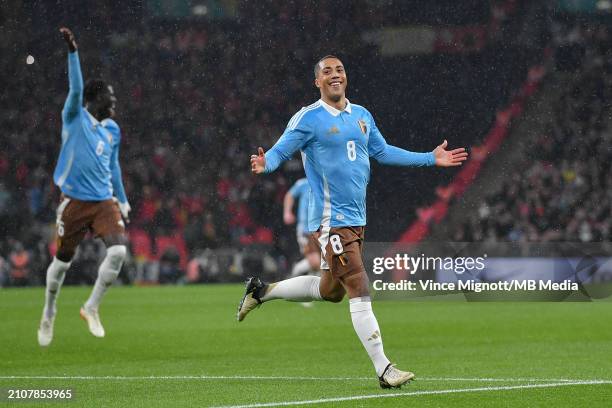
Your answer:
[371,143,436,167]
[251,125,310,174]
[368,114,467,167]
[60,27,83,122]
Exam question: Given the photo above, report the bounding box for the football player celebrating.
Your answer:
[239,55,467,388]
[38,27,131,346]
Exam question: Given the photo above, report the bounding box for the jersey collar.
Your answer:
[319,98,352,116]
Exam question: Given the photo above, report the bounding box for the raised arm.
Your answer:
[60,27,83,122]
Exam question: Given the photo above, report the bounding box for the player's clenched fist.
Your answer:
[251,147,266,174]
[59,27,77,52]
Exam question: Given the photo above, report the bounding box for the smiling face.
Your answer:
[314,57,347,104]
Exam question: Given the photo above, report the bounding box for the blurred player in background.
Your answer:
[240,55,468,388]
[38,27,131,347]
[283,178,320,277]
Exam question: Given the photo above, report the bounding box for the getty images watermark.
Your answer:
[363,241,612,300]
[371,253,578,292]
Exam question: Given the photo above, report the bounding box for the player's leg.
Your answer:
[81,200,127,338]
[306,250,321,272]
[330,227,414,388]
[39,197,87,346]
[237,232,345,321]
[290,231,312,277]
[290,258,311,277]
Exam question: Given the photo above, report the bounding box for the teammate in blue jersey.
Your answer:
[38,28,131,347]
[283,178,320,277]
[238,55,468,388]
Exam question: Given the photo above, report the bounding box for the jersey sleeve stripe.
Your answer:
[287,101,321,130]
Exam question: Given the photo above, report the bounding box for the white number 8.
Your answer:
[330,235,344,254]
[346,140,356,161]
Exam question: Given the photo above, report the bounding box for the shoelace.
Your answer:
[384,365,406,381]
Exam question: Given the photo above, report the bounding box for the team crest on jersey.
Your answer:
[357,120,367,135]
[327,126,340,135]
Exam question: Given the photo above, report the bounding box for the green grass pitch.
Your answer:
[1,285,611,407]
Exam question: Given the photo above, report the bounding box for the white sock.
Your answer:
[84,245,126,311]
[291,258,312,277]
[43,257,71,320]
[350,297,391,376]
[261,275,322,302]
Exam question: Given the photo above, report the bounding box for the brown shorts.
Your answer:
[312,226,365,279]
[55,195,125,255]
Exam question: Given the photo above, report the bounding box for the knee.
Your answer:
[56,248,75,263]
[322,291,344,303]
[106,245,127,270]
[342,274,370,298]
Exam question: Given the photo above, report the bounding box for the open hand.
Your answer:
[433,140,468,167]
[251,147,266,174]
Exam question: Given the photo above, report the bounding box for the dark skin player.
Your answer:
[57,27,127,261]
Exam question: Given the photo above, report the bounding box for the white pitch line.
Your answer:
[0,375,602,383]
[209,380,612,408]
[0,375,371,381]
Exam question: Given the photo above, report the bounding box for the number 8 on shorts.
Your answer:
[330,234,344,254]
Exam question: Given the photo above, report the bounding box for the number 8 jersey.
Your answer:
[264,99,436,232]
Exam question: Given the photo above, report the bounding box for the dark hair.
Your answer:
[314,55,341,78]
[84,79,109,103]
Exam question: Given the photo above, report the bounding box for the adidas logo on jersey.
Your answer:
[327,126,340,135]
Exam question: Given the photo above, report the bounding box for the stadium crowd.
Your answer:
[452,19,612,242]
[0,0,534,285]
[1,2,372,285]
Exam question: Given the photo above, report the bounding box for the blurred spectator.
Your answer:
[454,19,612,243]
[158,246,182,284]
[9,242,30,286]
[0,1,537,282]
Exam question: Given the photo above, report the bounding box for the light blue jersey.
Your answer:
[53,51,127,203]
[265,99,435,232]
[288,178,310,233]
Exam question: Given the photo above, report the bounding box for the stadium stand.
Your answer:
[0,0,544,285]
[442,17,612,243]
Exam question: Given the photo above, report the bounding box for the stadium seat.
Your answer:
[155,234,189,270]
